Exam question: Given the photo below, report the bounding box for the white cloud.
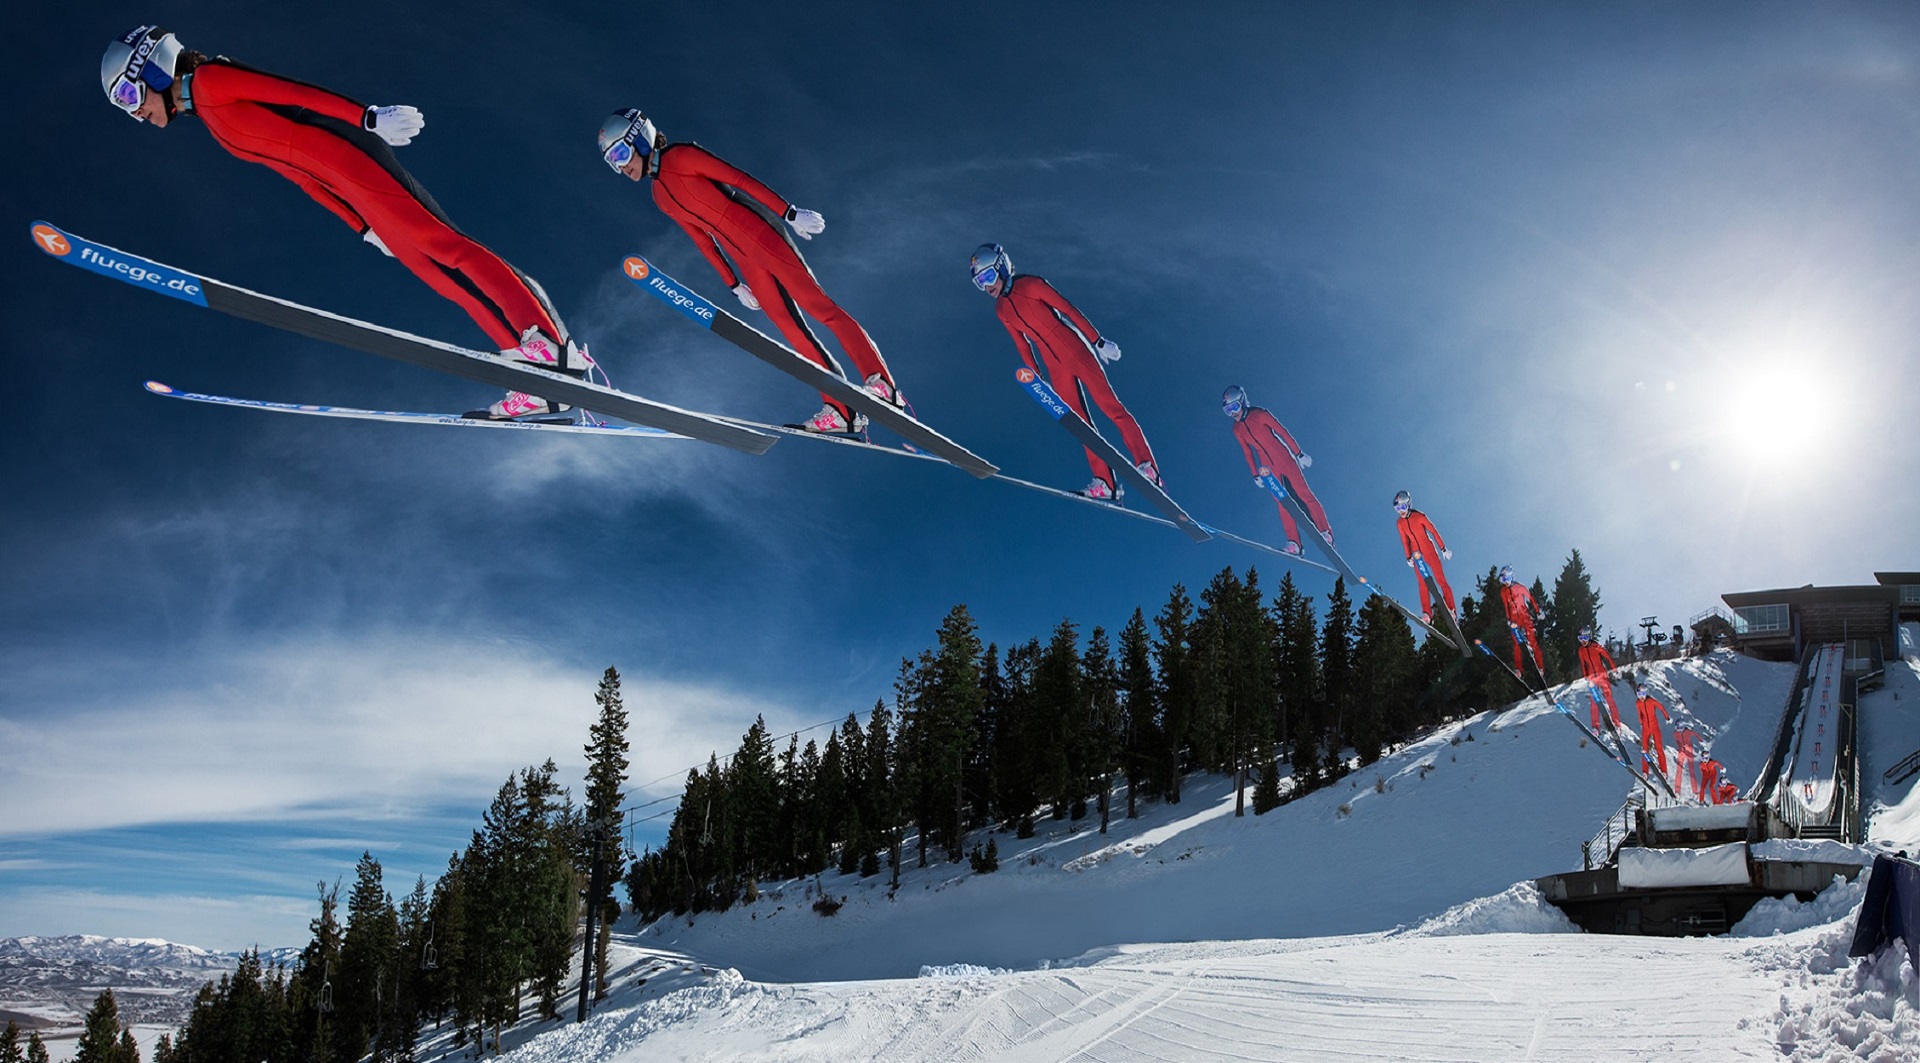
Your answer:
[0,633,811,839]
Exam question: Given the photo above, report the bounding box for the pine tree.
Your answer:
[1117,609,1158,817]
[1273,574,1322,790]
[1543,549,1603,682]
[23,1032,47,1063]
[1,1021,21,1063]
[334,851,399,1061]
[1352,595,1418,759]
[1083,625,1121,834]
[74,989,126,1063]
[582,665,631,996]
[1153,584,1197,802]
[1320,577,1355,768]
[1033,619,1083,820]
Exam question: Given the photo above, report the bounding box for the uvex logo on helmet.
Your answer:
[31,224,71,257]
[1015,367,1036,384]
[623,257,650,280]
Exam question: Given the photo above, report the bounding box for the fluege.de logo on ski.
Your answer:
[31,224,71,257]
[1015,367,1037,384]
[623,257,649,280]
[38,224,210,307]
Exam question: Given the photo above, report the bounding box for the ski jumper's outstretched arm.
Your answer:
[996,312,1043,375]
[190,63,373,233]
[1026,276,1103,348]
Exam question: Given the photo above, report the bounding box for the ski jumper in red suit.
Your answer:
[182,60,567,351]
[1576,640,1621,728]
[1230,406,1330,546]
[994,274,1156,491]
[650,142,893,421]
[1395,509,1456,617]
[1499,582,1545,674]
[1634,691,1672,776]
[1699,758,1723,803]
[1675,728,1698,799]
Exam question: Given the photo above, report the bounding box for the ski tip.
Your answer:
[30,221,73,258]
[144,381,175,395]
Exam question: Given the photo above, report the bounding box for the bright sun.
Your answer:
[1719,364,1830,462]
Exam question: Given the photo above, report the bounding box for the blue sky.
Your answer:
[4,1,1916,950]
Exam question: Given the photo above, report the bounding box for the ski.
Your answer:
[1011,369,1211,543]
[1592,687,1677,798]
[1474,640,1668,795]
[1412,556,1474,658]
[31,222,776,455]
[619,254,996,478]
[143,382,685,438]
[1259,474,1458,651]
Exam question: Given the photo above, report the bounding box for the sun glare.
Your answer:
[1719,364,1832,463]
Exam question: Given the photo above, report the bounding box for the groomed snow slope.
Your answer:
[639,652,1789,983]
[456,650,1920,1062]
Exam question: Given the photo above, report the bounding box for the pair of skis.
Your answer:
[1472,639,1678,798]
[33,223,999,479]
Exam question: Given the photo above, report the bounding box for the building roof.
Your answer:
[1874,572,1920,586]
[1722,584,1899,608]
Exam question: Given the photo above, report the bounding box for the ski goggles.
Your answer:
[971,264,1002,292]
[1221,397,1244,417]
[1578,632,1592,642]
[602,135,650,172]
[108,73,148,116]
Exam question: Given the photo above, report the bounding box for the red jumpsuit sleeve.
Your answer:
[1397,517,1418,559]
[1258,411,1302,458]
[1598,647,1616,671]
[680,145,791,221]
[194,62,368,127]
[1420,513,1450,554]
[1027,278,1102,347]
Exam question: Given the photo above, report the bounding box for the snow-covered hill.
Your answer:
[450,649,1919,1062]
[0,935,291,1061]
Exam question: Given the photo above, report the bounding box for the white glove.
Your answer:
[1442,549,1453,561]
[1094,338,1122,364]
[731,283,760,311]
[364,105,424,147]
[1408,555,1420,567]
[1297,453,1313,468]
[785,206,826,240]
[362,229,393,256]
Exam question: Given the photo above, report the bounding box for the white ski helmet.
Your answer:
[1498,564,1515,584]
[1221,385,1249,418]
[1393,490,1411,511]
[102,25,184,118]
[1578,625,1594,642]
[969,243,1012,293]
[598,109,658,173]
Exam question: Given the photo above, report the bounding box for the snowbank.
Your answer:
[1762,917,1920,1061]
[1398,881,1580,937]
[1618,842,1750,888]
[1732,873,1870,937]
[1646,802,1754,833]
[1751,838,1873,866]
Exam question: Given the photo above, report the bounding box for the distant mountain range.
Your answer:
[0,935,297,1036]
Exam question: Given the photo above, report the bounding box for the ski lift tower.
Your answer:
[1639,616,1660,655]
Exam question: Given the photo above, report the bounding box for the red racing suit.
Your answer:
[994,274,1156,490]
[1499,581,1544,674]
[650,142,892,419]
[182,60,566,351]
[1395,509,1456,616]
[1577,641,1621,727]
[1675,727,1698,799]
[1230,406,1330,546]
[1634,691,1672,775]
[1699,758,1723,803]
